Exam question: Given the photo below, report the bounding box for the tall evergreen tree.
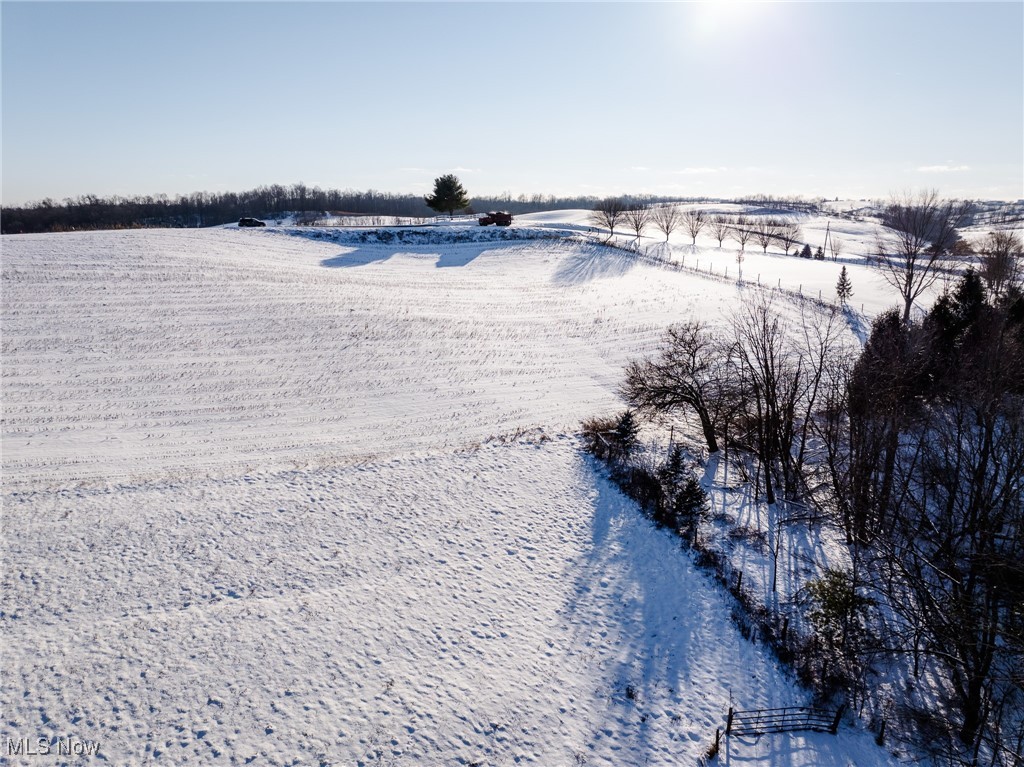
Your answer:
[836,265,854,305]
[424,174,470,218]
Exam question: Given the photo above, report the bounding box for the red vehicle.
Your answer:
[478,211,513,227]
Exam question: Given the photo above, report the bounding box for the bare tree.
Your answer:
[977,230,1023,299]
[620,321,727,454]
[709,215,732,248]
[624,202,652,244]
[873,190,972,323]
[588,197,627,240]
[728,295,797,506]
[828,235,845,262]
[730,215,753,252]
[681,209,708,246]
[651,204,682,242]
[776,219,803,256]
[754,217,782,253]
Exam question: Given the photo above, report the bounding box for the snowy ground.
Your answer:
[2,222,903,765]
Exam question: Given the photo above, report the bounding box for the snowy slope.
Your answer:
[1,224,900,766]
[2,228,746,487]
[2,439,889,766]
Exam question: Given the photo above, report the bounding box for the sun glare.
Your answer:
[689,1,773,42]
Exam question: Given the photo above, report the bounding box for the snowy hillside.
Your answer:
[2,222,907,765]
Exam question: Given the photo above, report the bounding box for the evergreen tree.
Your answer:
[424,174,470,218]
[800,243,813,258]
[814,245,825,260]
[656,444,708,540]
[836,265,853,305]
[613,410,639,456]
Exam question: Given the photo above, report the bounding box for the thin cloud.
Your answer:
[673,167,727,175]
[631,166,650,172]
[917,164,970,173]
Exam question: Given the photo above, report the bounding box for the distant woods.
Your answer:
[1,183,697,235]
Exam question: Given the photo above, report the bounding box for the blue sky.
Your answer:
[2,1,1022,205]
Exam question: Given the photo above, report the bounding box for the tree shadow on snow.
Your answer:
[433,243,499,268]
[561,457,888,767]
[721,727,874,767]
[319,247,398,268]
[551,244,638,285]
[560,458,785,764]
[319,242,518,269]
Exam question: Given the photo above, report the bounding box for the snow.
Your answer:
[1,222,903,765]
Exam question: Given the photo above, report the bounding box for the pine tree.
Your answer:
[424,174,470,218]
[814,245,825,260]
[800,243,812,259]
[836,265,854,305]
[613,410,639,456]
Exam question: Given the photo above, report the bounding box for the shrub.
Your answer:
[581,410,639,463]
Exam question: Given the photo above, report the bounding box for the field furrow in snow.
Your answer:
[2,229,740,487]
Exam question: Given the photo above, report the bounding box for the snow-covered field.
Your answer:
[2,220,904,765]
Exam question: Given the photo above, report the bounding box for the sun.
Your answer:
[688,1,774,42]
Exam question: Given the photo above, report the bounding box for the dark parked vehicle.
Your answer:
[478,211,513,227]
[238,217,266,227]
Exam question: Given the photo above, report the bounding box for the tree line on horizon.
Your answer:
[0,182,713,235]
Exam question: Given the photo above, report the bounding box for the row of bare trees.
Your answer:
[619,262,1024,763]
[588,199,815,256]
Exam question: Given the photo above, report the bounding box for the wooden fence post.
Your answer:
[830,704,846,734]
[875,718,886,746]
[726,707,734,734]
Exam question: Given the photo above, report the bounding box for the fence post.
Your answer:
[781,615,789,645]
[830,704,846,735]
[736,571,743,592]
[875,718,886,745]
[726,707,734,734]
